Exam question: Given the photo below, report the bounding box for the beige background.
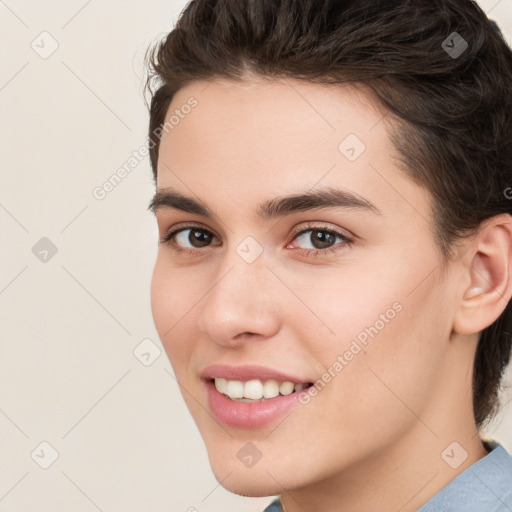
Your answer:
[0,1,511,511]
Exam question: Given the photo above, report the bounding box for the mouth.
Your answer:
[200,364,316,428]
[209,377,314,402]
[204,376,314,429]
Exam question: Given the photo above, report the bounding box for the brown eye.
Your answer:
[293,228,348,250]
[309,230,337,249]
[182,228,214,248]
[160,225,221,251]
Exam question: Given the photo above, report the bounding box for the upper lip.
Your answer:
[200,364,312,384]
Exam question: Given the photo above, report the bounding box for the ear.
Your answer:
[453,214,512,335]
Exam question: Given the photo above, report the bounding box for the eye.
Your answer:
[173,228,215,248]
[287,222,353,256]
[159,223,220,254]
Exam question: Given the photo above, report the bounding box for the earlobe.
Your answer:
[453,214,512,336]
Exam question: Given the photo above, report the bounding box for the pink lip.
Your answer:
[204,380,309,429]
[200,364,313,429]
[200,364,311,383]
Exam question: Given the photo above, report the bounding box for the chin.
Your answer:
[207,452,303,497]
[213,470,284,498]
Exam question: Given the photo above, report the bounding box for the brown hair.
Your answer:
[144,0,512,428]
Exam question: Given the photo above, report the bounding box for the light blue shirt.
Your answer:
[263,440,512,511]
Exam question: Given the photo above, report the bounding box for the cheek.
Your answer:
[287,253,449,420]
[276,259,406,362]
[321,279,448,433]
[150,258,199,371]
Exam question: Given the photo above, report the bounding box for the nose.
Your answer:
[196,254,281,348]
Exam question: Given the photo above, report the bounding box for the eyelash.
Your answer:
[159,221,353,258]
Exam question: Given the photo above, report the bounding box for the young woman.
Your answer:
[145,1,512,510]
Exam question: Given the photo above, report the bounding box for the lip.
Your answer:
[204,380,309,429]
[201,364,313,429]
[200,364,310,384]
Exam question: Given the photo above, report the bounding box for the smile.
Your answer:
[213,377,313,402]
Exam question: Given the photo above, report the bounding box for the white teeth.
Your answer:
[225,380,244,399]
[279,381,295,396]
[263,379,280,399]
[244,379,263,400]
[214,377,227,394]
[214,377,308,401]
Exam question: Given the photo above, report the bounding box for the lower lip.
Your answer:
[205,380,308,429]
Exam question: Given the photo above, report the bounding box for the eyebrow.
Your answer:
[147,186,381,220]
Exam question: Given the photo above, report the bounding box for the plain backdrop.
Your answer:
[1,1,511,511]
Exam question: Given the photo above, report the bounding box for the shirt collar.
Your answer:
[418,439,512,511]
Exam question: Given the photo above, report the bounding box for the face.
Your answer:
[150,77,458,496]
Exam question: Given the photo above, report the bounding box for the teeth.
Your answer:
[214,378,227,394]
[244,379,263,399]
[226,380,244,399]
[263,379,280,399]
[214,378,308,401]
[279,381,294,395]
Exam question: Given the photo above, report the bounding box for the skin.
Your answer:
[149,76,512,512]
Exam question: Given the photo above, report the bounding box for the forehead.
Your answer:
[156,77,430,223]
[160,77,387,172]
